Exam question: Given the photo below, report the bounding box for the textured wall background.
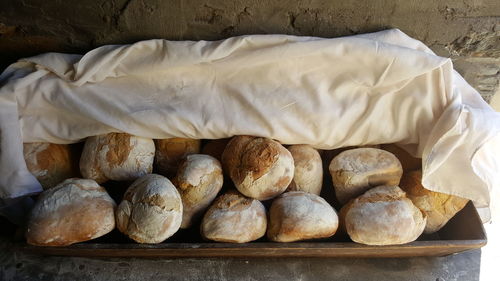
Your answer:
[0,0,499,101]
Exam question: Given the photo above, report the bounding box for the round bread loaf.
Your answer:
[267,191,338,242]
[222,136,294,200]
[201,191,267,243]
[174,154,223,228]
[381,144,422,172]
[23,143,79,189]
[115,174,182,243]
[201,138,230,162]
[399,170,469,234]
[342,185,426,245]
[26,178,116,246]
[329,148,403,204]
[286,145,323,195]
[80,133,155,184]
[154,138,201,177]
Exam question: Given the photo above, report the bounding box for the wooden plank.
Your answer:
[15,202,486,258]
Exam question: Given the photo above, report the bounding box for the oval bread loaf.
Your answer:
[116,174,182,243]
[399,170,469,234]
[222,136,294,200]
[342,185,426,245]
[267,191,338,242]
[286,145,323,195]
[329,148,403,204]
[23,143,79,189]
[174,154,223,228]
[154,138,201,177]
[80,133,155,183]
[201,191,267,243]
[26,178,116,246]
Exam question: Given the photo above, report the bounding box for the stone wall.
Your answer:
[0,0,498,101]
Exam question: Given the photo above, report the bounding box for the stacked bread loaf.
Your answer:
[23,134,467,247]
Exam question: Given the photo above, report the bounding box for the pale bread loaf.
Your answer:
[174,154,223,228]
[80,133,155,183]
[115,174,182,243]
[26,178,116,246]
[23,143,79,189]
[201,191,267,243]
[267,191,338,242]
[286,145,323,195]
[329,148,403,204]
[399,170,468,234]
[342,185,426,245]
[222,136,294,200]
[154,138,201,177]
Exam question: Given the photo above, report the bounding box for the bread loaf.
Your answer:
[23,143,79,189]
[342,185,426,245]
[329,148,403,204]
[115,174,182,243]
[399,170,468,234]
[267,191,338,242]
[286,145,323,195]
[201,191,267,243]
[174,154,223,228]
[80,133,155,183]
[26,178,116,246]
[222,136,294,200]
[154,138,201,177]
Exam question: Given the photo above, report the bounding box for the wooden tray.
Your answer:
[16,201,486,258]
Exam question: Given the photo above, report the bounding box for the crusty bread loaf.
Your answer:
[201,138,230,162]
[154,138,201,177]
[115,174,182,243]
[286,145,323,195]
[267,191,338,242]
[174,154,223,228]
[26,178,116,246]
[342,185,426,245]
[329,148,403,204]
[23,143,79,189]
[399,170,468,234]
[222,136,294,200]
[381,144,422,172]
[201,191,267,243]
[80,133,155,183]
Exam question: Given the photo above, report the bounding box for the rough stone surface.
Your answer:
[0,236,482,281]
[0,0,499,101]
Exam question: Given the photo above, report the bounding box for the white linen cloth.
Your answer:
[1,29,498,221]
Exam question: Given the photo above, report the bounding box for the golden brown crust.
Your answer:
[154,138,201,176]
[222,136,294,200]
[23,143,79,189]
[399,170,469,234]
[25,178,116,246]
[105,133,132,168]
[221,136,257,184]
[241,138,280,182]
